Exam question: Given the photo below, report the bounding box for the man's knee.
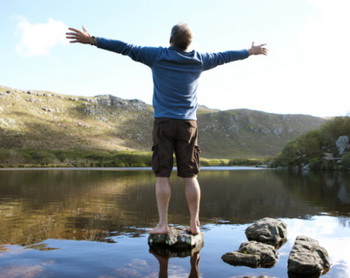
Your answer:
[183,176,199,186]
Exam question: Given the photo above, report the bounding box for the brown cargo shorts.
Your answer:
[151,118,201,178]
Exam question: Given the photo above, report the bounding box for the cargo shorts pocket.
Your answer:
[187,120,197,128]
[151,144,159,173]
[194,145,201,172]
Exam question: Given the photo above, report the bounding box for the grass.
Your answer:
[0,149,269,168]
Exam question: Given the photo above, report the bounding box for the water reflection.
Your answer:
[0,170,155,245]
[1,169,350,246]
[150,250,200,278]
[1,168,350,277]
[199,169,350,224]
[273,170,350,215]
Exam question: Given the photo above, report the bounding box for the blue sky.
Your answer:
[1,0,349,117]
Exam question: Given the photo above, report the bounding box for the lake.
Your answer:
[0,168,349,277]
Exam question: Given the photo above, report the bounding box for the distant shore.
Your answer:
[0,166,268,171]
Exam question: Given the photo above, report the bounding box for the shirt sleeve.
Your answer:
[95,37,160,67]
[200,49,249,71]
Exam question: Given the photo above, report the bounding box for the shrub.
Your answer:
[272,116,350,170]
[342,153,350,170]
[30,151,59,165]
[0,149,30,165]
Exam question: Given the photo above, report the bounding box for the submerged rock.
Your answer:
[288,235,330,275]
[245,217,287,247]
[148,227,204,250]
[222,241,278,268]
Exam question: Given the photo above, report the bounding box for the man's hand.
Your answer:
[248,42,268,56]
[66,26,91,44]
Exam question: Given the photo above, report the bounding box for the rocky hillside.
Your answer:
[0,86,326,158]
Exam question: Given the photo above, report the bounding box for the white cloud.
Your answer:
[16,18,68,57]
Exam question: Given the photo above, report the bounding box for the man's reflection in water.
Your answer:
[189,252,200,278]
[150,249,200,278]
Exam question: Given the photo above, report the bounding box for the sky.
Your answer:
[1,0,349,118]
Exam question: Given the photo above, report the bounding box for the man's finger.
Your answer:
[65,32,78,36]
[68,27,81,33]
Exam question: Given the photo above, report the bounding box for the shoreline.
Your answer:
[0,166,269,171]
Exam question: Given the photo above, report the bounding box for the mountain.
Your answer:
[0,86,326,159]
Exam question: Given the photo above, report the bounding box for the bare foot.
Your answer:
[149,224,170,234]
[188,226,200,235]
[187,220,201,235]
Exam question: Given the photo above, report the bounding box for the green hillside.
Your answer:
[197,109,325,158]
[0,85,326,164]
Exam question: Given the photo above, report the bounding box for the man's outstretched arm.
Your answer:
[248,42,268,56]
[65,26,159,67]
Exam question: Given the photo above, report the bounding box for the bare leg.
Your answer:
[150,249,169,278]
[184,177,201,234]
[189,252,200,278]
[150,177,171,234]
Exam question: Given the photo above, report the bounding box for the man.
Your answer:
[66,23,267,235]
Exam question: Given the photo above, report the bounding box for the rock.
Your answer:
[41,106,54,112]
[79,97,96,103]
[288,235,330,275]
[148,227,204,250]
[95,94,146,108]
[336,135,350,155]
[26,97,36,103]
[245,217,287,247]
[222,241,278,268]
[96,95,128,107]
[67,97,78,101]
[8,119,16,125]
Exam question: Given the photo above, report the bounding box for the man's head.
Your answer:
[170,23,192,51]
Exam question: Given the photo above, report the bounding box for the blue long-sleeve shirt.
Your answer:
[96,38,249,120]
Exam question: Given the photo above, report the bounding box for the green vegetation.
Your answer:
[0,85,327,167]
[271,116,350,170]
[0,149,152,168]
[0,86,325,161]
[0,149,270,168]
[228,158,269,166]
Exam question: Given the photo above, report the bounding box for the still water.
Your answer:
[0,168,349,278]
